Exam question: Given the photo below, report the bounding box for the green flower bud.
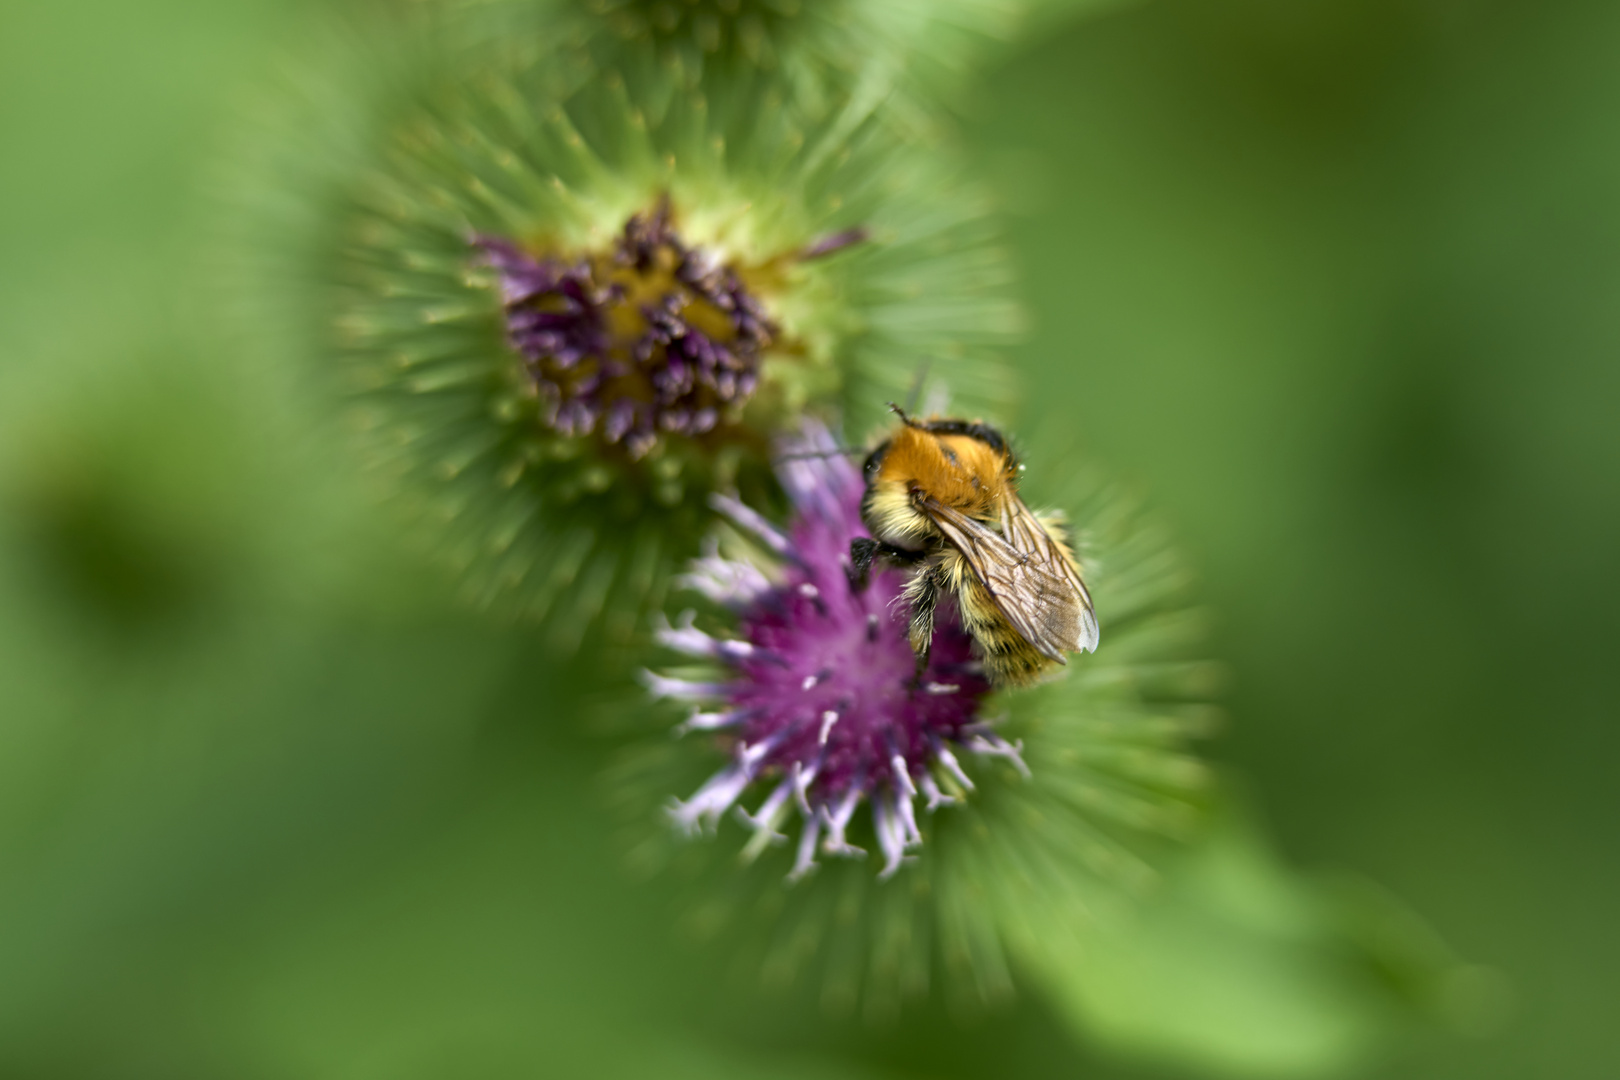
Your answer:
[472,0,1035,129]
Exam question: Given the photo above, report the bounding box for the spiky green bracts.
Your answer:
[229,5,1019,648]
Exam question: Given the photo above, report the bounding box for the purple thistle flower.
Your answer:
[648,422,1030,881]
[473,199,776,459]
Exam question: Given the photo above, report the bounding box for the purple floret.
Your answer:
[473,201,775,457]
[650,423,1029,881]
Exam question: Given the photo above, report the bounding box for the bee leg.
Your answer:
[848,538,882,590]
[903,564,945,681]
[847,538,925,591]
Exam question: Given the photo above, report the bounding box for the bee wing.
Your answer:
[998,496,1099,654]
[919,495,1099,662]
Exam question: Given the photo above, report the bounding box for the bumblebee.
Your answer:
[850,407,1099,686]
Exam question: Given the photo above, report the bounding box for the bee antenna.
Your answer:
[885,401,919,426]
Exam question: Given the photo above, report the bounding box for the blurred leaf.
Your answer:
[1012,794,1487,1078]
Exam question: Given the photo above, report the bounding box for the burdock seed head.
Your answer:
[227,5,1021,649]
[616,421,1218,1013]
[473,197,782,458]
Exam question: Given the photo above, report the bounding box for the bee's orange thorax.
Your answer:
[877,425,1015,519]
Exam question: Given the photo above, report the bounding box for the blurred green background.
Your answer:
[2,1,1616,1077]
